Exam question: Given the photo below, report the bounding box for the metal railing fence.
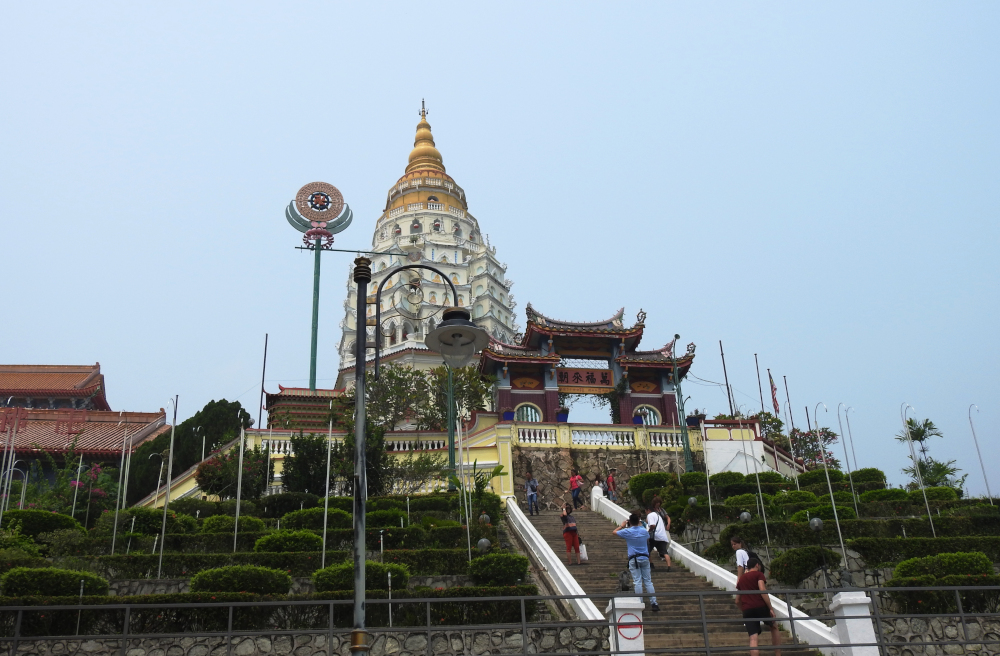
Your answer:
[0,585,998,656]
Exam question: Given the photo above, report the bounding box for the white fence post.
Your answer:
[831,591,879,656]
[605,597,645,656]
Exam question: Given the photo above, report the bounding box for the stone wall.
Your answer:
[880,617,1000,656]
[510,445,698,512]
[6,625,610,656]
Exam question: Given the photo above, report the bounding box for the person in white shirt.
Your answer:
[647,496,672,571]
[731,536,750,577]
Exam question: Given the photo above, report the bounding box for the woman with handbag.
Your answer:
[560,503,584,565]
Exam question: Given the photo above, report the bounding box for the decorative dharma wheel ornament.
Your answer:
[285,182,353,248]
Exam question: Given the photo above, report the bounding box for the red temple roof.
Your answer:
[0,408,168,458]
[0,363,110,411]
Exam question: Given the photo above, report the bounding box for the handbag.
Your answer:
[579,544,589,562]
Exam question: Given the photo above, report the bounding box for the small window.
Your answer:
[476,266,484,275]
[473,304,483,318]
[378,262,386,271]
[394,225,401,235]
[411,222,422,234]
[515,404,542,422]
[428,196,439,202]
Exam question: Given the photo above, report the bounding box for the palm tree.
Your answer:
[895,418,943,461]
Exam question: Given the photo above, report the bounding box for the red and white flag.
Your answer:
[768,370,780,416]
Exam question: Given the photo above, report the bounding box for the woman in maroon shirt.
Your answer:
[735,558,781,656]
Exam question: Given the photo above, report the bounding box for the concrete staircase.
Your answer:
[527,507,814,655]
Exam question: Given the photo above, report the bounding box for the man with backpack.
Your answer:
[613,512,659,611]
[525,472,540,516]
[730,536,760,577]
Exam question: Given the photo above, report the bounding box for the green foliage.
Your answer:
[2,510,82,539]
[752,471,787,484]
[904,457,967,492]
[94,507,197,536]
[324,497,355,513]
[127,399,252,505]
[421,365,497,431]
[0,566,109,596]
[777,490,818,504]
[790,505,857,522]
[911,486,959,502]
[36,529,90,558]
[280,507,352,531]
[368,498,404,511]
[421,515,460,528]
[168,498,220,519]
[217,500,259,516]
[259,493,320,518]
[313,560,410,591]
[718,516,1000,548]
[895,418,943,457]
[625,472,673,504]
[848,537,1000,568]
[797,469,844,487]
[831,491,856,504]
[253,530,323,553]
[468,553,529,586]
[860,488,908,503]
[710,472,744,487]
[281,433,333,495]
[769,546,843,585]
[851,468,886,484]
[93,552,343,578]
[189,566,291,594]
[894,551,992,578]
[0,522,41,557]
[789,428,841,470]
[680,472,707,488]
[201,515,266,534]
[391,449,447,496]
[367,509,406,527]
[195,440,273,501]
[886,575,1000,615]
[724,493,759,509]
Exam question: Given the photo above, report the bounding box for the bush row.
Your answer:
[848,537,1000,568]
[768,546,843,586]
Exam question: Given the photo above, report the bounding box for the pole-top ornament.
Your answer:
[285,181,353,249]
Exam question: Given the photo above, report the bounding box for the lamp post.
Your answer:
[901,403,936,537]
[149,453,164,507]
[968,405,993,505]
[194,426,204,463]
[670,336,694,473]
[807,403,846,561]
[157,395,178,579]
[71,459,87,520]
[843,407,861,488]
[356,257,490,651]
[809,517,831,589]
[0,400,26,531]
[836,404,860,517]
[111,412,129,555]
[12,468,26,510]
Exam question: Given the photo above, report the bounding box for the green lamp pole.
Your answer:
[308,235,322,390]
[671,334,694,473]
[446,366,456,489]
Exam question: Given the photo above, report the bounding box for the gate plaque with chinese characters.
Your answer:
[556,368,615,394]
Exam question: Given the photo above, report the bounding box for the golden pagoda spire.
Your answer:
[406,99,445,173]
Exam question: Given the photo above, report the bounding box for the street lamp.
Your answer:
[968,405,993,505]
[669,336,694,472]
[111,412,129,555]
[836,404,860,517]
[809,402,847,561]
[354,257,490,652]
[158,395,179,579]
[901,403,935,537]
[148,453,164,507]
[809,517,831,588]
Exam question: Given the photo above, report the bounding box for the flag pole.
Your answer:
[719,341,734,416]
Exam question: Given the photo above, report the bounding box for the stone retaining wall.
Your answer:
[880,617,1000,656]
[5,626,610,656]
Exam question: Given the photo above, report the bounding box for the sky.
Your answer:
[1,2,998,495]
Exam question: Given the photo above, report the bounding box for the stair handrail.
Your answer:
[505,496,604,621]
[589,487,842,653]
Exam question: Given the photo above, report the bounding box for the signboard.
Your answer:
[557,368,614,394]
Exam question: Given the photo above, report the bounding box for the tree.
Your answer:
[903,456,967,492]
[194,440,272,501]
[391,449,447,495]
[127,399,252,504]
[281,432,332,494]
[363,364,432,431]
[16,439,120,526]
[788,427,842,470]
[895,418,943,462]
[419,365,496,430]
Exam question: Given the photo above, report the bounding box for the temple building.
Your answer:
[335,105,518,390]
[0,364,111,411]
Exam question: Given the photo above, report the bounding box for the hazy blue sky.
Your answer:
[2,3,997,493]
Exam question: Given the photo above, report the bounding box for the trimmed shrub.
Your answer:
[102,507,198,535]
[848,537,1000,568]
[860,488,908,503]
[894,551,992,579]
[777,490,818,504]
[0,522,42,557]
[797,469,844,487]
[168,498,220,519]
[94,551,345,578]
[724,493,759,508]
[627,473,673,504]
[831,491,856,504]
[382,549,485,576]
[790,505,857,522]
[201,515,266,534]
[421,515,460,528]
[680,472,707,488]
[324,497,355,513]
[189,565,291,594]
[911,486,959,502]
[710,472,744,487]
[368,498,405,511]
[468,553,529,586]
[313,560,409,591]
[259,492,319,518]
[367,509,406,527]
[769,546,843,585]
[281,507,352,531]
[0,567,108,596]
[1,510,82,539]
[752,472,787,484]
[253,530,323,553]
[851,468,886,484]
[217,500,259,517]
[406,494,457,512]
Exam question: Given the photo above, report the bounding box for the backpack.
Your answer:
[618,570,632,591]
[528,481,538,493]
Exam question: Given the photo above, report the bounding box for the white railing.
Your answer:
[389,207,404,218]
[447,206,465,217]
[427,202,444,210]
[425,178,442,186]
[589,487,844,655]
[505,498,604,622]
[398,181,409,190]
[407,203,423,211]
[517,427,557,445]
[648,430,684,448]
[385,438,446,452]
[261,439,299,456]
[443,181,454,190]
[571,428,635,447]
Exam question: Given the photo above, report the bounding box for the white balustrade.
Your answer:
[517,427,557,445]
[648,431,683,448]
[447,206,465,217]
[427,202,444,210]
[389,207,404,218]
[407,203,424,211]
[570,429,635,447]
[425,178,442,186]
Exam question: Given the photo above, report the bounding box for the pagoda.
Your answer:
[336,104,518,391]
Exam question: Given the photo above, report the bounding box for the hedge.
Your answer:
[710,472,744,487]
[0,586,539,635]
[716,516,1000,548]
[860,488,908,503]
[2,510,82,538]
[144,526,440,553]
[627,473,675,504]
[894,551,992,578]
[680,472,707,488]
[769,546,843,585]
[95,507,198,536]
[368,498,406,511]
[367,509,407,528]
[314,560,410,591]
[850,468,887,484]
[752,472,787,484]
[885,574,1000,614]
[0,555,48,576]
[259,492,320,518]
[92,551,348,578]
[281,507,352,530]
[189,565,291,594]
[724,493,761,509]
[847,537,1000,568]
[777,490,818,504]
[382,549,484,576]
[254,530,323,553]
[911,486,959,502]
[717,482,792,498]
[797,470,844,487]
[0,567,109,596]
[167,498,221,519]
[468,553,529,586]
[202,514,266,534]
[790,505,857,522]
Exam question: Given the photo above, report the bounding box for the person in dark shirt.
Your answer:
[736,558,781,656]
[560,503,582,565]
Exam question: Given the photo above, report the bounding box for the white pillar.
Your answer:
[830,591,878,656]
[605,597,645,656]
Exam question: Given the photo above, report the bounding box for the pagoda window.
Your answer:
[428,196,439,202]
[378,262,386,271]
[515,403,542,423]
[429,292,437,304]
[403,322,413,340]
[440,255,448,263]
[433,219,441,232]
[489,285,496,296]
[411,221,422,234]
[454,225,463,237]
[473,304,483,318]
[475,285,484,296]
[457,295,464,306]
[433,274,442,283]
[394,225,402,235]
[634,406,661,426]
[476,266,484,275]
[451,273,460,284]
